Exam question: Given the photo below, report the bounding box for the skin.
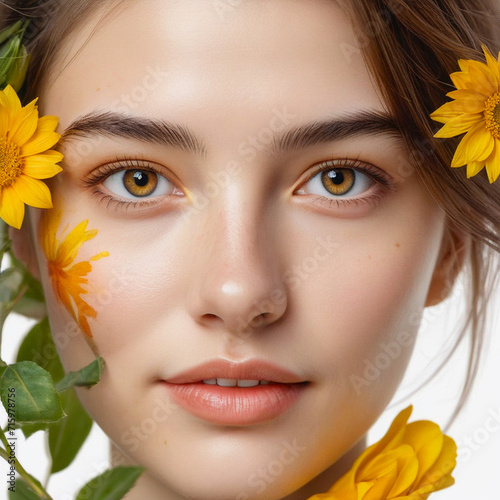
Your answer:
[14,0,460,498]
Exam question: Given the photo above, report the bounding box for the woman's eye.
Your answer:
[102,169,175,199]
[300,167,375,198]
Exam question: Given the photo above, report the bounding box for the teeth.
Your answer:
[202,379,271,387]
[237,380,259,387]
[217,378,237,387]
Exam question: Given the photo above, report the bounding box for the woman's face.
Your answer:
[27,0,448,498]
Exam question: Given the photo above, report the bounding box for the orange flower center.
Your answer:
[484,92,500,139]
[0,137,23,188]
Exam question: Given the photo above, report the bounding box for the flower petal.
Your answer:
[484,140,500,182]
[451,122,492,167]
[9,107,39,146]
[2,85,22,115]
[482,45,500,82]
[56,220,97,268]
[0,92,10,136]
[8,99,39,146]
[403,421,444,486]
[466,59,498,94]
[40,210,61,261]
[450,69,471,90]
[413,435,457,492]
[0,185,25,229]
[23,161,63,180]
[446,89,488,102]
[433,113,483,138]
[466,160,485,178]
[12,175,53,209]
[21,115,61,156]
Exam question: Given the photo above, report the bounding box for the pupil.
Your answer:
[328,170,345,185]
[133,171,149,187]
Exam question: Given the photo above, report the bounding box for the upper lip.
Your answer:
[164,359,306,384]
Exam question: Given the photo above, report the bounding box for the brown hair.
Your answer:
[1,0,499,425]
[338,0,500,426]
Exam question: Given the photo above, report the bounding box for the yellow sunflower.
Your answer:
[430,46,500,183]
[0,84,63,229]
[40,210,109,338]
[307,406,456,500]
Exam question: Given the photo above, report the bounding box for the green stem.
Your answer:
[0,283,28,358]
[0,433,53,499]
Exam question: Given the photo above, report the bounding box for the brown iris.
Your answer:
[321,169,355,196]
[123,169,158,197]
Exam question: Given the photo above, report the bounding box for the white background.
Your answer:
[0,275,499,500]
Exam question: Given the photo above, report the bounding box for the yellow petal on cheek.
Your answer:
[40,210,109,338]
[91,251,110,261]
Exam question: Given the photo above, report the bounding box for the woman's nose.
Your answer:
[185,201,288,338]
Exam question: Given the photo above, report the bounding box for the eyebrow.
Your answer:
[60,109,401,157]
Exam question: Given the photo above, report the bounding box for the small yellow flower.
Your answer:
[430,46,500,183]
[308,406,457,500]
[40,210,109,338]
[0,84,63,229]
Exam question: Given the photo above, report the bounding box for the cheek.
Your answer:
[302,202,445,407]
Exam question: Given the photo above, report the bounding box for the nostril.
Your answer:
[202,313,222,324]
[249,312,271,328]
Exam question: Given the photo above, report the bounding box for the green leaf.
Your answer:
[75,467,144,500]
[12,271,46,319]
[49,387,92,473]
[17,318,64,384]
[55,357,104,392]
[0,361,64,424]
[0,268,24,303]
[8,477,44,499]
[8,47,30,92]
[15,422,47,439]
[15,318,64,437]
[0,20,23,46]
[0,35,21,83]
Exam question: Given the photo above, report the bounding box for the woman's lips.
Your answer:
[162,360,308,426]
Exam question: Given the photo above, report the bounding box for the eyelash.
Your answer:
[84,157,395,211]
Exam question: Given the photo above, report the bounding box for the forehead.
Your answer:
[41,0,385,133]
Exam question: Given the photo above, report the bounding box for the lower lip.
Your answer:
[162,382,307,426]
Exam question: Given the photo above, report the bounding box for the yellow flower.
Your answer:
[430,46,500,183]
[0,84,63,229]
[40,210,109,338]
[308,406,457,500]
